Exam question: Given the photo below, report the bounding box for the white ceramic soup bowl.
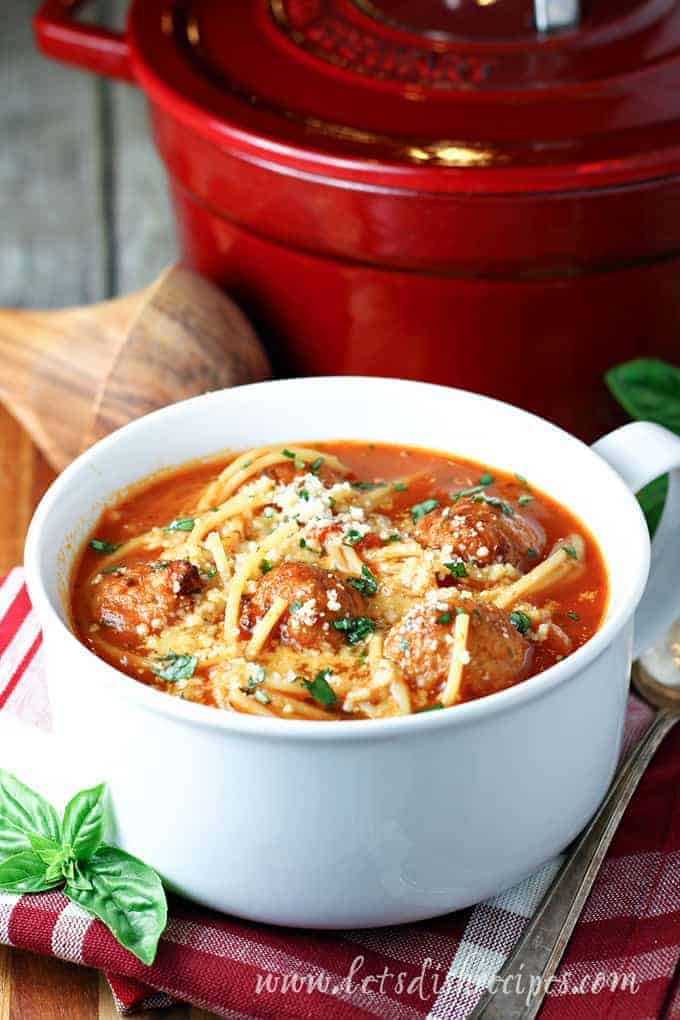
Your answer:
[4,378,680,929]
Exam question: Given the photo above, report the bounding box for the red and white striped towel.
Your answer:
[0,567,678,1018]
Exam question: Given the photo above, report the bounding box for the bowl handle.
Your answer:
[592,422,680,659]
[33,0,135,83]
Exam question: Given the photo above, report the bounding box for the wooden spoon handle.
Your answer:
[87,266,270,449]
[0,266,270,472]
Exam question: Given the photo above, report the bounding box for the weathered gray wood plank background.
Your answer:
[1,0,176,310]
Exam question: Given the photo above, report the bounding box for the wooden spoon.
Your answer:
[0,265,270,472]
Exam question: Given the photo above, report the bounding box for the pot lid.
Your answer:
[129,0,680,193]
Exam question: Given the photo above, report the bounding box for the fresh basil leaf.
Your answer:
[411,499,439,524]
[331,616,376,645]
[302,669,338,708]
[605,359,680,535]
[343,528,363,546]
[0,769,61,858]
[164,517,195,533]
[472,493,514,517]
[637,475,669,534]
[347,565,378,597]
[68,861,94,892]
[62,784,105,861]
[510,610,532,635]
[151,652,197,683]
[605,358,680,433]
[65,845,167,966]
[26,832,63,865]
[0,850,60,893]
[89,539,121,554]
[44,856,67,885]
[444,560,468,578]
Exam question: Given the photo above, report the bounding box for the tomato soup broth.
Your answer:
[72,441,608,720]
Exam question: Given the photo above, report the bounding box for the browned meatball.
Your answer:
[413,499,544,571]
[264,461,343,489]
[242,561,366,650]
[383,598,532,700]
[91,560,202,640]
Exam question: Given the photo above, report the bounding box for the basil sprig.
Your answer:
[0,770,167,965]
[605,358,680,533]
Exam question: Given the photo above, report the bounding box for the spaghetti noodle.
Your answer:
[72,440,608,721]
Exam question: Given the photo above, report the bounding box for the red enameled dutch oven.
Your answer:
[34,0,680,440]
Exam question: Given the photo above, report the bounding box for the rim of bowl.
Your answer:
[24,377,650,743]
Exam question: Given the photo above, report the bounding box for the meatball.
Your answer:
[383,598,532,700]
[91,560,202,639]
[242,561,366,650]
[413,498,544,571]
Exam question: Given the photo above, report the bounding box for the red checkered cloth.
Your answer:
[0,568,678,1018]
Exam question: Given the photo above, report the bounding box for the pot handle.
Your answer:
[592,421,680,659]
[34,0,135,83]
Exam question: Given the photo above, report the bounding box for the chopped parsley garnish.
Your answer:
[385,532,401,543]
[247,665,266,689]
[299,538,307,549]
[302,668,338,708]
[298,488,309,501]
[526,547,539,558]
[254,689,271,705]
[89,538,121,554]
[567,610,580,621]
[348,565,378,596]
[331,616,376,645]
[455,606,469,616]
[472,607,482,621]
[351,480,379,490]
[152,651,197,682]
[201,566,217,579]
[259,559,273,574]
[518,494,534,505]
[411,499,439,524]
[310,457,324,473]
[563,545,578,559]
[344,528,363,546]
[151,561,170,571]
[472,493,514,517]
[165,517,195,532]
[515,472,528,484]
[417,703,443,713]
[101,564,124,575]
[393,482,407,492]
[289,599,303,613]
[436,611,452,625]
[444,560,468,578]
[451,484,485,502]
[509,610,532,635]
[281,449,296,459]
[479,473,494,486]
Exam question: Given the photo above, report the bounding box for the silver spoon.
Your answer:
[469,625,680,1019]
